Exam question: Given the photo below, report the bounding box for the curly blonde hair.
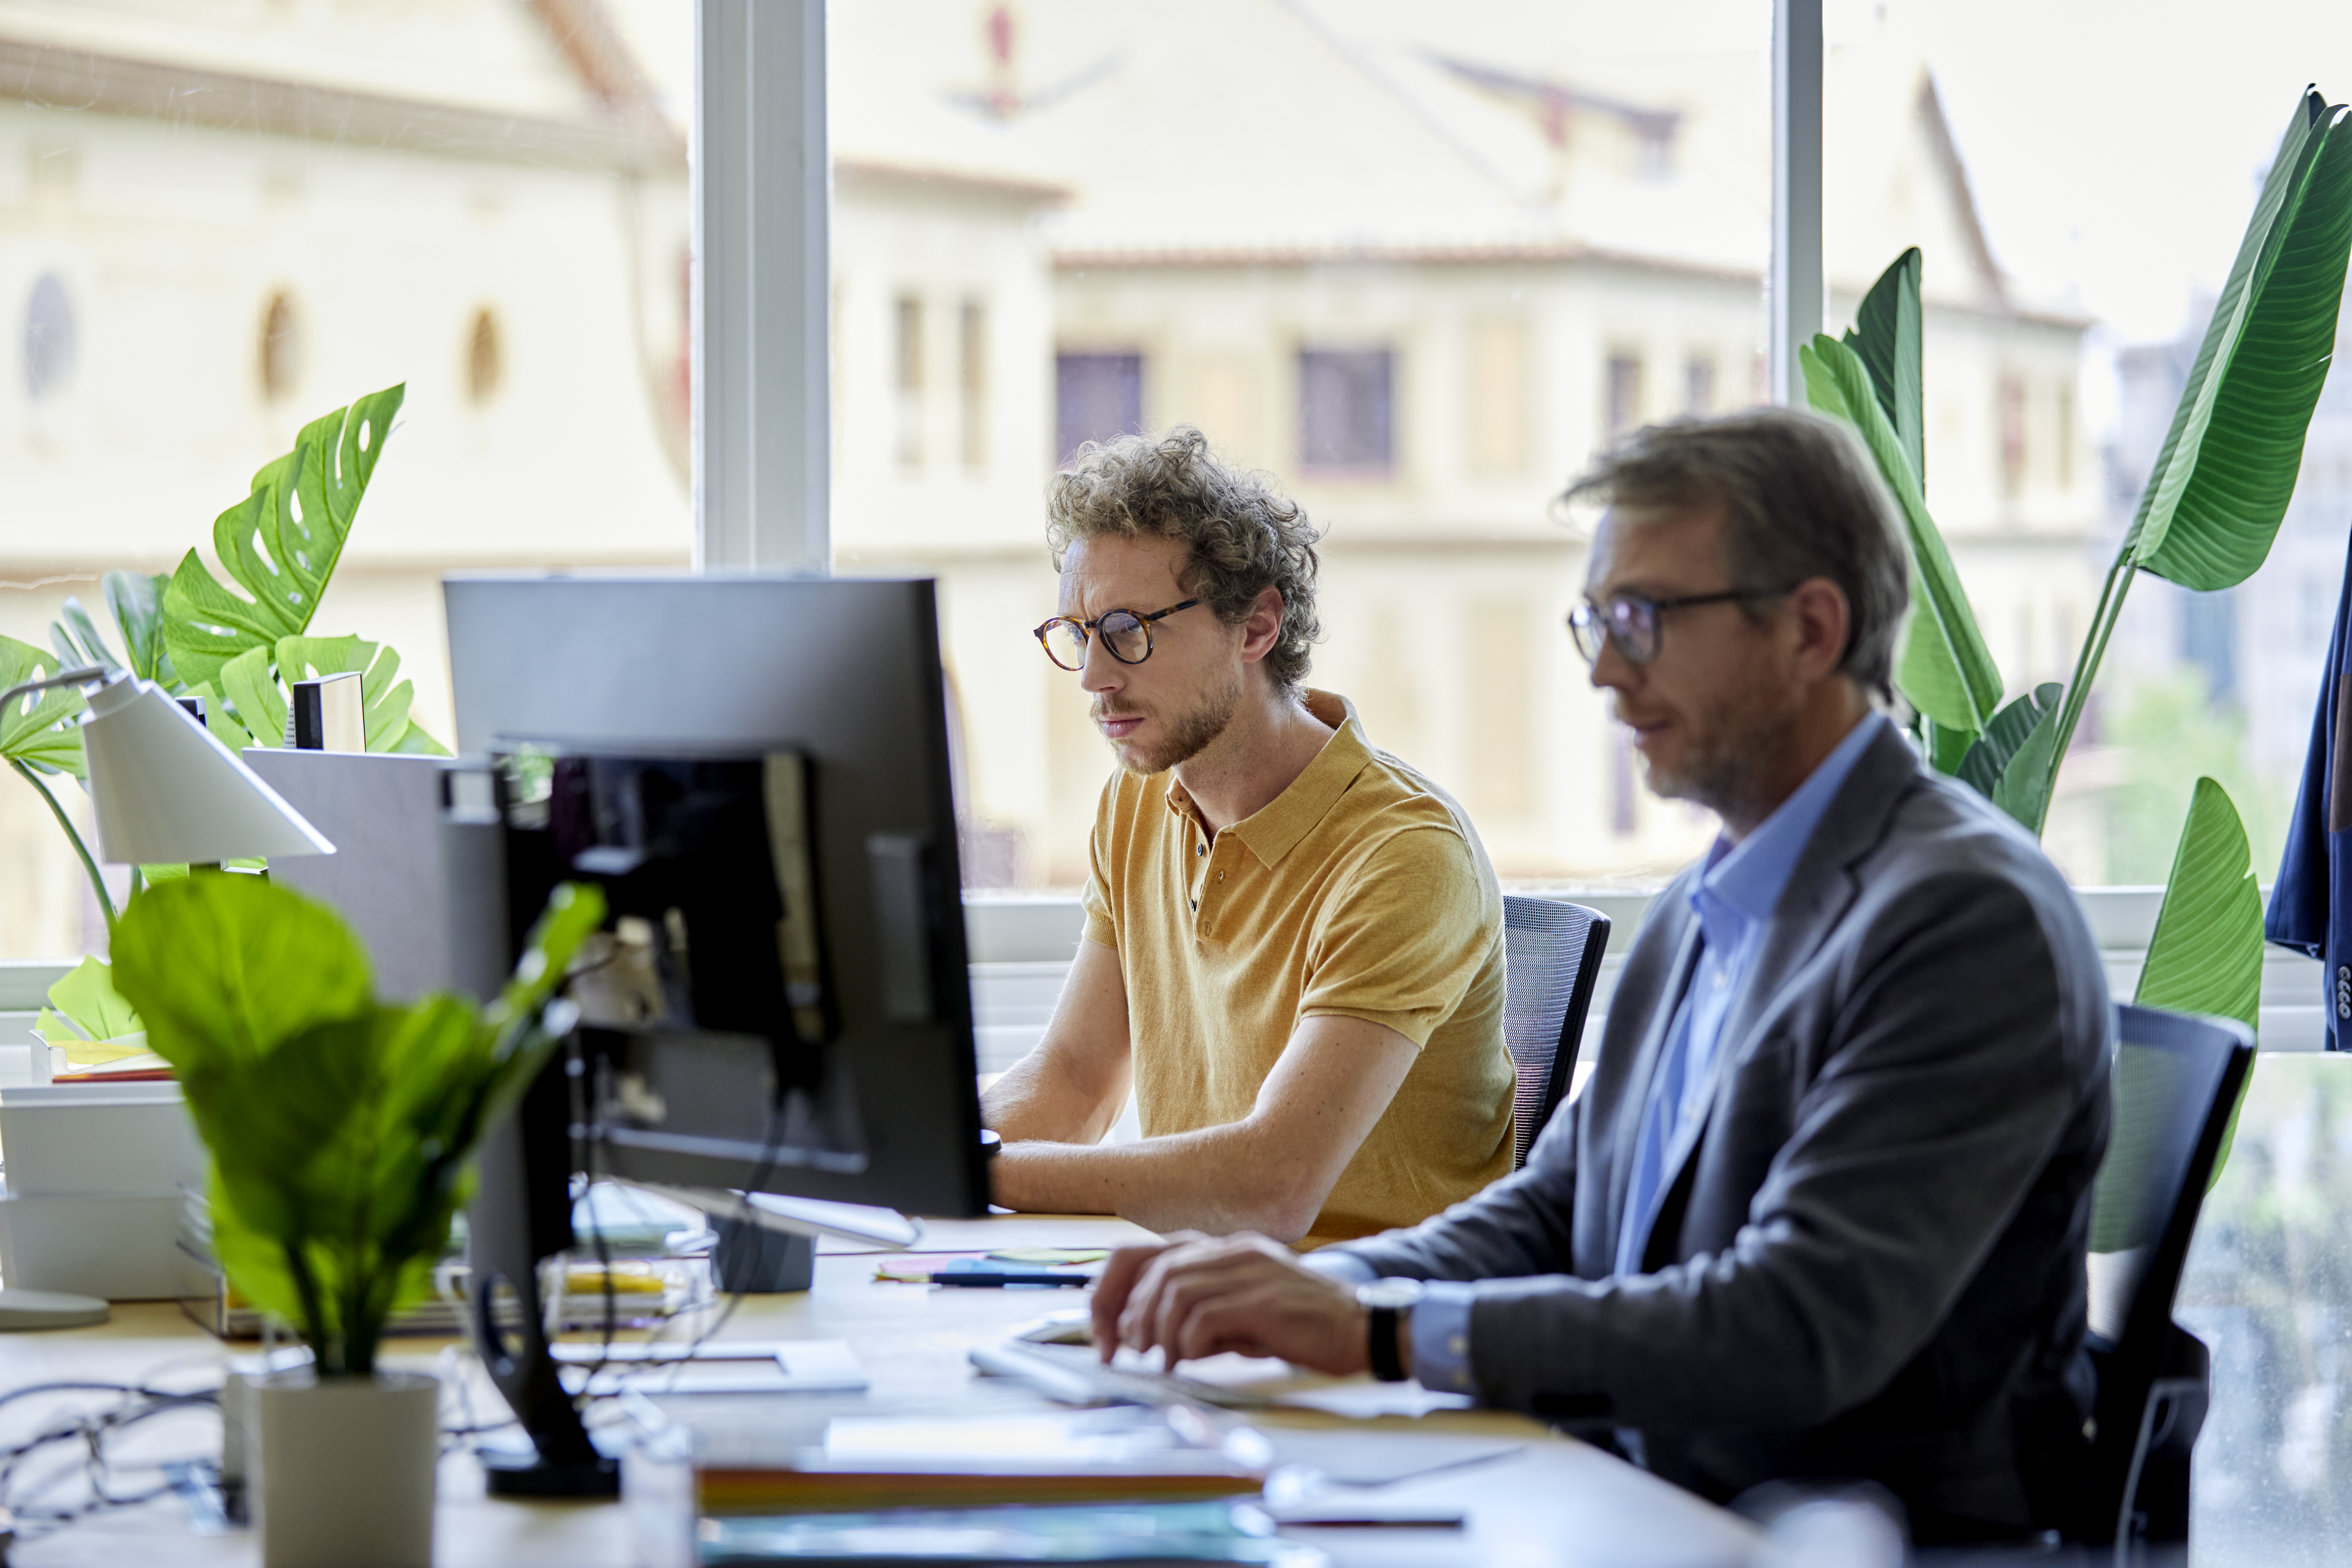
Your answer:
[1045,427,1323,695]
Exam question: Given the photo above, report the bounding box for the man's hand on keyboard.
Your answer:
[1091,1232,1368,1375]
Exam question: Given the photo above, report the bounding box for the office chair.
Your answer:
[1500,896,1612,1168]
[2073,1002,2255,1562]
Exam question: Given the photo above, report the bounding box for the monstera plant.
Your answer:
[5,382,445,932]
[1804,88,2352,1137]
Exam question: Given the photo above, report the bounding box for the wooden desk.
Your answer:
[0,1225,1758,1567]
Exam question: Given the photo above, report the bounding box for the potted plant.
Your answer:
[1800,85,2352,1111]
[110,873,603,1568]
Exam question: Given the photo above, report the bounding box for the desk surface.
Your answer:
[0,1219,1758,1567]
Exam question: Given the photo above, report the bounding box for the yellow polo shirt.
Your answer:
[1081,690,1513,1246]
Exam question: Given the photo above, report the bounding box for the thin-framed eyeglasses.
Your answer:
[1566,587,1792,667]
[1033,598,1204,671]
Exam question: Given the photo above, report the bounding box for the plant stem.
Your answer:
[283,1238,337,1378]
[9,759,116,936]
[2036,555,2140,836]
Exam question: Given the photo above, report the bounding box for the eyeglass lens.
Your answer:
[1568,597,1660,666]
[1044,609,1153,670]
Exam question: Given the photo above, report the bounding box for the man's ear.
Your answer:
[1786,577,1851,683]
[1237,588,1285,665]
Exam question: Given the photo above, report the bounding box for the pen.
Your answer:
[933,1264,1092,1288]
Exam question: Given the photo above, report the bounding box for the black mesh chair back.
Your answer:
[1501,896,1612,1169]
[2076,1002,2254,1556]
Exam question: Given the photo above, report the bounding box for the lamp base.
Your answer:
[0,1289,110,1330]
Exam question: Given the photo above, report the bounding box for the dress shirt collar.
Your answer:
[1694,711,1890,933]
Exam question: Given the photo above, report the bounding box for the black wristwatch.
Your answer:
[1356,1278,1425,1382]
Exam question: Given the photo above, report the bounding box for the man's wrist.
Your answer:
[1356,1279,1425,1381]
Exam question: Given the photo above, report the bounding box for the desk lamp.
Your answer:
[0,666,333,1329]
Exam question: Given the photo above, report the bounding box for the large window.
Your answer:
[6,0,2347,942]
[0,2,693,958]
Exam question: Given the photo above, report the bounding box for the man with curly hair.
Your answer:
[982,427,1515,1247]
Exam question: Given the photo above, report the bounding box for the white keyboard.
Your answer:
[969,1339,1274,1410]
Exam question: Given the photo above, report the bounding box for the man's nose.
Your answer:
[1079,631,1123,695]
[1587,633,1636,695]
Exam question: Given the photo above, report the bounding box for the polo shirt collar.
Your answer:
[1163,690,1373,867]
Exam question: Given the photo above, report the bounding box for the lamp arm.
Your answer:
[0,665,107,712]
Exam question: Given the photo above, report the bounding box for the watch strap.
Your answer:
[1367,1303,1408,1382]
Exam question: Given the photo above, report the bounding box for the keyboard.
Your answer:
[969,1339,1275,1411]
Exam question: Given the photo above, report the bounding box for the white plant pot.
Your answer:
[253,1369,438,1568]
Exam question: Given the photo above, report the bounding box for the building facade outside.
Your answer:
[0,0,2111,958]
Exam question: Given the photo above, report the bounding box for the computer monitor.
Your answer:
[440,573,992,1492]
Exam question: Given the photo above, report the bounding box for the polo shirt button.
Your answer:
[1196,844,1205,856]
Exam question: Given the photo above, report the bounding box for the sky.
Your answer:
[1898,0,2352,342]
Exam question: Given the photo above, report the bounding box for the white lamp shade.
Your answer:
[80,676,336,864]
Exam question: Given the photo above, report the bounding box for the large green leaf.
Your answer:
[1842,247,1925,492]
[2130,93,2352,588]
[161,383,406,691]
[1952,682,2067,830]
[50,572,176,688]
[0,635,88,777]
[35,956,140,1044]
[109,875,375,1079]
[2133,778,2264,1181]
[1990,701,2064,836]
[1957,683,2063,799]
[107,571,176,685]
[2136,778,2263,1029]
[110,873,602,1374]
[1801,335,2004,737]
[48,598,118,676]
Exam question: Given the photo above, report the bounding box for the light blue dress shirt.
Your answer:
[1313,713,1890,1395]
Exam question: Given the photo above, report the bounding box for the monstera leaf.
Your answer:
[1801,334,2004,743]
[162,383,405,692]
[194,636,445,756]
[0,635,87,777]
[2134,778,2264,1178]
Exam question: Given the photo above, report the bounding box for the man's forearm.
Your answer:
[994,1126,1325,1241]
[982,1052,1126,1145]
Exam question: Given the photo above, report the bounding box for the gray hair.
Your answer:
[1562,408,1911,700]
[1045,426,1323,695]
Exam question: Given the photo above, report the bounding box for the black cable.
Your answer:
[671,1088,795,1366]
[0,1384,221,1541]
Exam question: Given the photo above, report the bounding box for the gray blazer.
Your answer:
[1333,723,2112,1540]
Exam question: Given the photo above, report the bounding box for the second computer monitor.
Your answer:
[443,573,987,1221]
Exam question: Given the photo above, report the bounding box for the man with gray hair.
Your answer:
[984,427,1516,1247]
[1089,409,2113,1544]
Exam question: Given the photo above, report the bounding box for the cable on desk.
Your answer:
[0,1380,223,1549]
[666,1090,794,1368]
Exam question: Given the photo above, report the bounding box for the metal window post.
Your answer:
[1769,0,1823,407]
[693,0,830,572]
